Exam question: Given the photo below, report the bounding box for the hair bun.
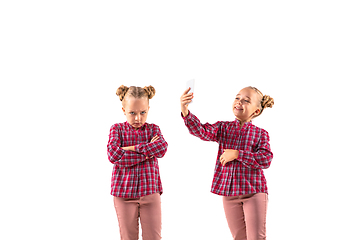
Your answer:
[261,95,274,109]
[143,85,156,99]
[116,85,129,101]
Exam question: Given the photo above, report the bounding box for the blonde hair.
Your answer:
[248,86,274,118]
[116,85,156,105]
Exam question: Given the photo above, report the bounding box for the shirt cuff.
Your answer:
[134,144,141,153]
[236,150,243,161]
[181,110,192,119]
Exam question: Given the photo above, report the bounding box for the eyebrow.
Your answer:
[128,109,147,112]
[236,94,251,100]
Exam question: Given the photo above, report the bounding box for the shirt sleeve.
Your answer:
[236,129,273,169]
[107,124,147,168]
[134,124,168,158]
[181,111,221,142]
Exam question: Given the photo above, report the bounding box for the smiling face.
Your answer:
[232,87,261,122]
[122,97,150,129]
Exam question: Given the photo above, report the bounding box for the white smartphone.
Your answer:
[186,79,195,94]
[185,79,195,104]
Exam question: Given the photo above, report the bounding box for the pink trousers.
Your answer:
[113,193,161,240]
[223,193,268,240]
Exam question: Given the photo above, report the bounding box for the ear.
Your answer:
[252,108,261,117]
[122,107,126,115]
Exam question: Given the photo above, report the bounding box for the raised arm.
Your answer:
[180,87,193,117]
[180,88,221,142]
[182,111,222,142]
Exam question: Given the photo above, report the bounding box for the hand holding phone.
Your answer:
[180,79,195,117]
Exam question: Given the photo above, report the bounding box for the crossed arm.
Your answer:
[107,125,168,167]
[121,135,159,153]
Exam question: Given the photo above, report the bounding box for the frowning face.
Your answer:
[122,97,150,129]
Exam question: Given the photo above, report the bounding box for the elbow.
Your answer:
[156,141,168,158]
[107,145,122,164]
[261,154,273,169]
[107,153,117,164]
[159,142,168,158]
[107,149,121,164]
[261,161,271,169]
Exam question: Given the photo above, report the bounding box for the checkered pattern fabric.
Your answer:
[182,111,273,196]
[107,122,168,198]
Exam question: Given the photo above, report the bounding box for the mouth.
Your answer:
[132,123,142,129]
[234,106,243,111]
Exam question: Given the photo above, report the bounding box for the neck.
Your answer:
[236,118,251,128]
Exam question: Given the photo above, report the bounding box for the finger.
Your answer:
[181,95,193,102]
[182,98,193,104]
[151,136,159,142]
[182,87,191,95]
[181,97,193,104]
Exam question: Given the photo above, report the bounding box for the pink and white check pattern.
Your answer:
[182,111,273,196]
[107,122,168,198]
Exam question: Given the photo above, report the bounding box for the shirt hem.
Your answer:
[210,190,268,197]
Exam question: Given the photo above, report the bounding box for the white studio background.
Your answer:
[1,1,359,239]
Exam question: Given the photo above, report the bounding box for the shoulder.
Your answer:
[144,122,161,131]
[249,124,270,139]
[218,120,240,128]
[215,121,233,129]
[109,122,127,131]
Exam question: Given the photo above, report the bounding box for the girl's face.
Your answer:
[232,87,261,122]
[122,97,150,129]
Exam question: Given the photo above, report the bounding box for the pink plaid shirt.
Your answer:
[107,122,168,198]
[182,111,273,196]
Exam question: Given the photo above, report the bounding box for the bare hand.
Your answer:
[144,135,160,159]
[220,149,239,166]
[121,146,135,151]
[150,135,159,143]
[180,87,193,117]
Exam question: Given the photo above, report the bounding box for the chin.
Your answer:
[233,114,241,119]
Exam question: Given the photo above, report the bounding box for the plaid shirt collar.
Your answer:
[235,119,253,129]
[125,121,148,131]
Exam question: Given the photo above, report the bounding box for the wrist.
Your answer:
[122,146,135,151]
[181,109,189,118]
